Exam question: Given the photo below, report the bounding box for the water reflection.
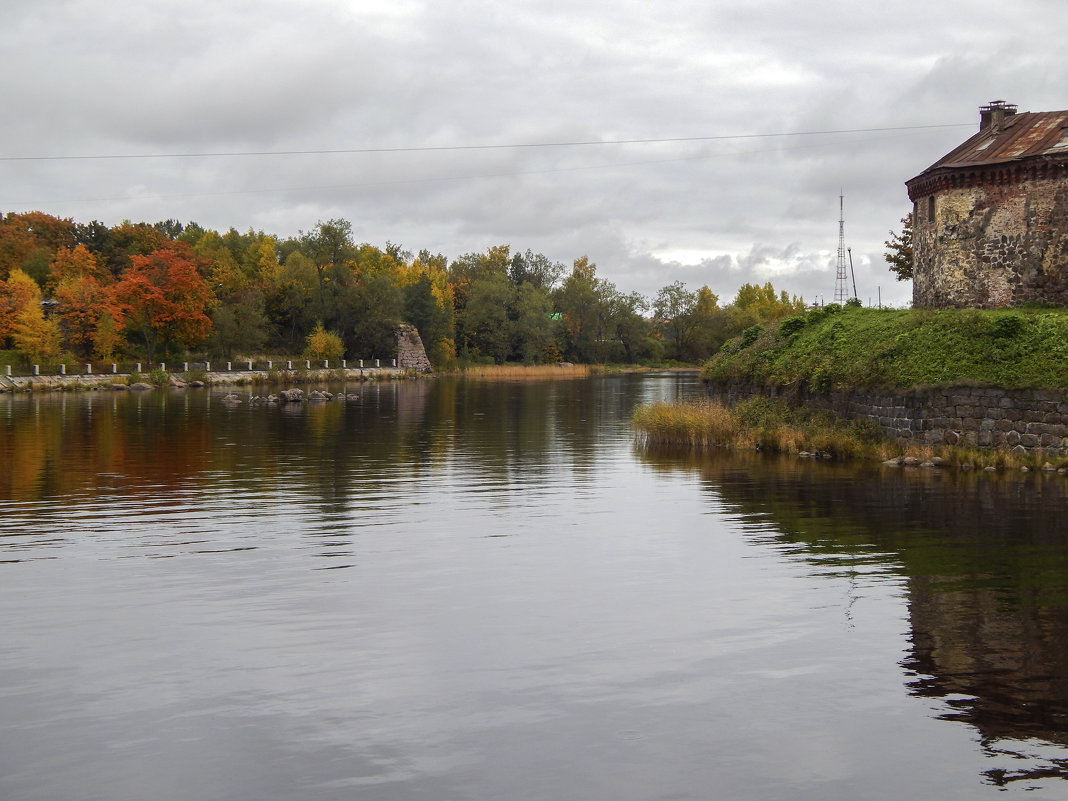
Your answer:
[639,448,1068,789]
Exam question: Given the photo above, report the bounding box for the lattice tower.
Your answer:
[833,193,850,304]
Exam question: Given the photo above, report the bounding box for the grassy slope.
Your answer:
[701,305,1068,391]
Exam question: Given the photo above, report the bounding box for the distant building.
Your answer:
[906,100,1068,308]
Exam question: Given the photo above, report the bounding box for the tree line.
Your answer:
[0,211,806,368]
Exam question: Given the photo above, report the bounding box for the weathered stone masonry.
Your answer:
[907,101,1068,309]
[709,382,1068,456]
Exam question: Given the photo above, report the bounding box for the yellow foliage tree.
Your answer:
[303,321,344,362]
[13,301,63,364]
[0,268,41,347]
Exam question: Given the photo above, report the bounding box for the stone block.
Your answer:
[1021,434,1041,448]
[977,430,993,446]
[1005,430,1022,446]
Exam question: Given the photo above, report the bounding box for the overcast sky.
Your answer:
[2,0,1065,307]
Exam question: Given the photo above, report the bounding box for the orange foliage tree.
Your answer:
[54,276,122,358]
[111,243,213,363]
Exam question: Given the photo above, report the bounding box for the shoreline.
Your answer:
[0,365,420,393]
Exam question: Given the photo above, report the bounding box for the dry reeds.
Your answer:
[459,364,594,381]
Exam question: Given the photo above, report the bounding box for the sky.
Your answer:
[2,0,1065,308]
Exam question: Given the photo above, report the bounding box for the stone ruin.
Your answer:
[394,323,432,372]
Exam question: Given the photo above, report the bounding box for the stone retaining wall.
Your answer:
[708,381,1068,456]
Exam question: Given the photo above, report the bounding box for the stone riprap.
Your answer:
[709,382,1068,456]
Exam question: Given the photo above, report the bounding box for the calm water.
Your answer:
[3,374,1068,800]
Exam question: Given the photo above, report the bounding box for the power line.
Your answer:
[0,129,926,206]
[0,123,972,163]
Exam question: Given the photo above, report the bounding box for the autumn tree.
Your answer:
[303,321,344,362]
[54,275,119,358]
[12,302,63,365]
[885,213,914,281]
[111,243,213,363]
[0,268,42,347]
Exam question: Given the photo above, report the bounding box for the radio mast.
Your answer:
[833,193,850,304]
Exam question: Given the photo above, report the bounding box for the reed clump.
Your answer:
[459,363,593,380]
[633,397,896,459]
[633,397,1068,472]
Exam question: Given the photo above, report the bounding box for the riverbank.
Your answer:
[632,394,1068,473]
[0,365,419,392]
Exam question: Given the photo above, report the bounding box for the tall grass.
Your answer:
[632,396,1068,470]
[634,397,899,459]
[457,364,594,380]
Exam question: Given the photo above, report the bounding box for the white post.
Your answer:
[323,360,329,369]
[85,364,92,374]
[33,365,39,376]
[111,364,117,374]
[226,362,232,371]
[341,359,346,368]
[183,362,188,372]
[60,364,66,375]
[267,361,273,369]
[358,360,363,368]
[160,362,165,373]
[205,362,211,372]
[375,359,380,368]
[392,358,397,368]
[247,360,252,370]
[287,361,292,370]
[305,360,310,369]
[136,363,141,373]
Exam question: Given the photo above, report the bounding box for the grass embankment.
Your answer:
[635,305,1068,470]
[702,304,1068,391]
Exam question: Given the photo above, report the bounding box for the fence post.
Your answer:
[267,361,273,370]
[358,359,363,368]
[136,363,141,373]
[305,360,311,369]
[247,360,252,371]
[33,365,39,376]
[160,362,165,373]
[4,365,10,376]
[205,362,211,372]
[59,364,66,375]
[323,360,329,369]
[85,364,92,374]
[286,361,292,370]
[341,359,346,368]
[392,359,397,368]
[111,364,117,374]
[226,362,231,371]
[375,359,380,368]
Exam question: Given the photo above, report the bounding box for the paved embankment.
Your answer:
[0,366,416,392]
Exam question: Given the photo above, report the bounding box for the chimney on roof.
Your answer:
[979,100,1018,131]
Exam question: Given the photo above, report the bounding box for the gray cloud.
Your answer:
[2,0,1064,311]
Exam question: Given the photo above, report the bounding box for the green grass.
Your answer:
[702,305,1068,391]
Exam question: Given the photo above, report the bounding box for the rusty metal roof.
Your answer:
[916,109,1068,175]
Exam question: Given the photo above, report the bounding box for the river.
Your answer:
[2,373,1068,800]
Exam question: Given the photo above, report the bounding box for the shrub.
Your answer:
[778,316,806,338]
[740,325,762,348]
